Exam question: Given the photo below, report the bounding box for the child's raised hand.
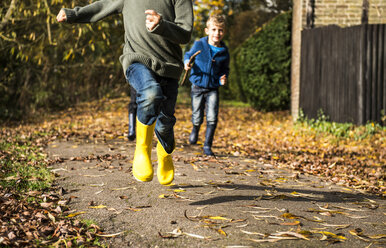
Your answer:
[220,75,227,85]
[56,9,67,22]
[145,10,162,31]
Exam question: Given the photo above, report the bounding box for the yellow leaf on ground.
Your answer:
[89,205,107,209]
[67,212,86,218]
[318,231,346,240]
[281,213,300,219]
[217,228,227,236]
[368,234,386,239]
[159,194,171,198]
[209,216,230,220]
[169,189,186,193]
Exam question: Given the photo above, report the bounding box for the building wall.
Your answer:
[301,0,386,29]
[369,0,386,24]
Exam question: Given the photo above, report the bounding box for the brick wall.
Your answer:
[301,0,386,29]
[369,0,386,24]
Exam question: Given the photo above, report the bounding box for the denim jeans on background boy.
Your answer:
[191,85,219,127]
[126,63,178,154]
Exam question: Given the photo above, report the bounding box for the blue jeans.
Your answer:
[191,85,219,126]
[125,63,178,153]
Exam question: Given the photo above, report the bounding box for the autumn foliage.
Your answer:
[0,0,125,120]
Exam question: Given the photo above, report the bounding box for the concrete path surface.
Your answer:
[47,139,386,248]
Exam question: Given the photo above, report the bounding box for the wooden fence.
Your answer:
[299,24,385,125]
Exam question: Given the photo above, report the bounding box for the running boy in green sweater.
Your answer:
[57,0,193,185]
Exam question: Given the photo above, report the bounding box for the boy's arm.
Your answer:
[60,0,124,24]
[184,41,200,68]
[184,50,201,70]
[149,0,193,44]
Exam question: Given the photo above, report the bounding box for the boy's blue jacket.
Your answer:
[184,36,230,89]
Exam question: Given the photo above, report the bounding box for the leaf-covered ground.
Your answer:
[0,96,385,246]
[31,97,384,194]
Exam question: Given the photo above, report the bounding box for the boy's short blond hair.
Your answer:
[206,14,226,28]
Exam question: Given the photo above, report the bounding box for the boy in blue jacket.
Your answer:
[184,14,230,156]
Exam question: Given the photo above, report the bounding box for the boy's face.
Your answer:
[205,21,225,46]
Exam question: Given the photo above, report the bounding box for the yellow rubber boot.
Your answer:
[132,119,155,182]
[156,142,174,185]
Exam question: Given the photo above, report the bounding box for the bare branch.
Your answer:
[0,0,17,31]
[43,0,54,45]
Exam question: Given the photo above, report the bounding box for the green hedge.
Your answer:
[231,11,292,111]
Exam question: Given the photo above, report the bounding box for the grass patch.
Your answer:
[82,219,98,228]
[296,110,385,140]
[221,99,250,107]
[0,135,54,192]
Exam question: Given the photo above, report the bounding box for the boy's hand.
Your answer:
[145,10,162,31]
[184,62,191,71]
[56,9,67,22]
[220,75,227,85]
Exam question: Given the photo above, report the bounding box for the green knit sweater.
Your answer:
[63,0,193,79]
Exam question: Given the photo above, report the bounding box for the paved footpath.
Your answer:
[47,139,386,248]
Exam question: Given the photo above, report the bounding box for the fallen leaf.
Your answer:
[89,205,107,209]
[111,186,132,191]
[66,211,86,218]
[209,216,230,220]
[280,220,301,226]
[217,228,227,236]
[320,223,351,230]
[96,231,125,237]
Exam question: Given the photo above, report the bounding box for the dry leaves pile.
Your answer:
[0,189,109,247]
